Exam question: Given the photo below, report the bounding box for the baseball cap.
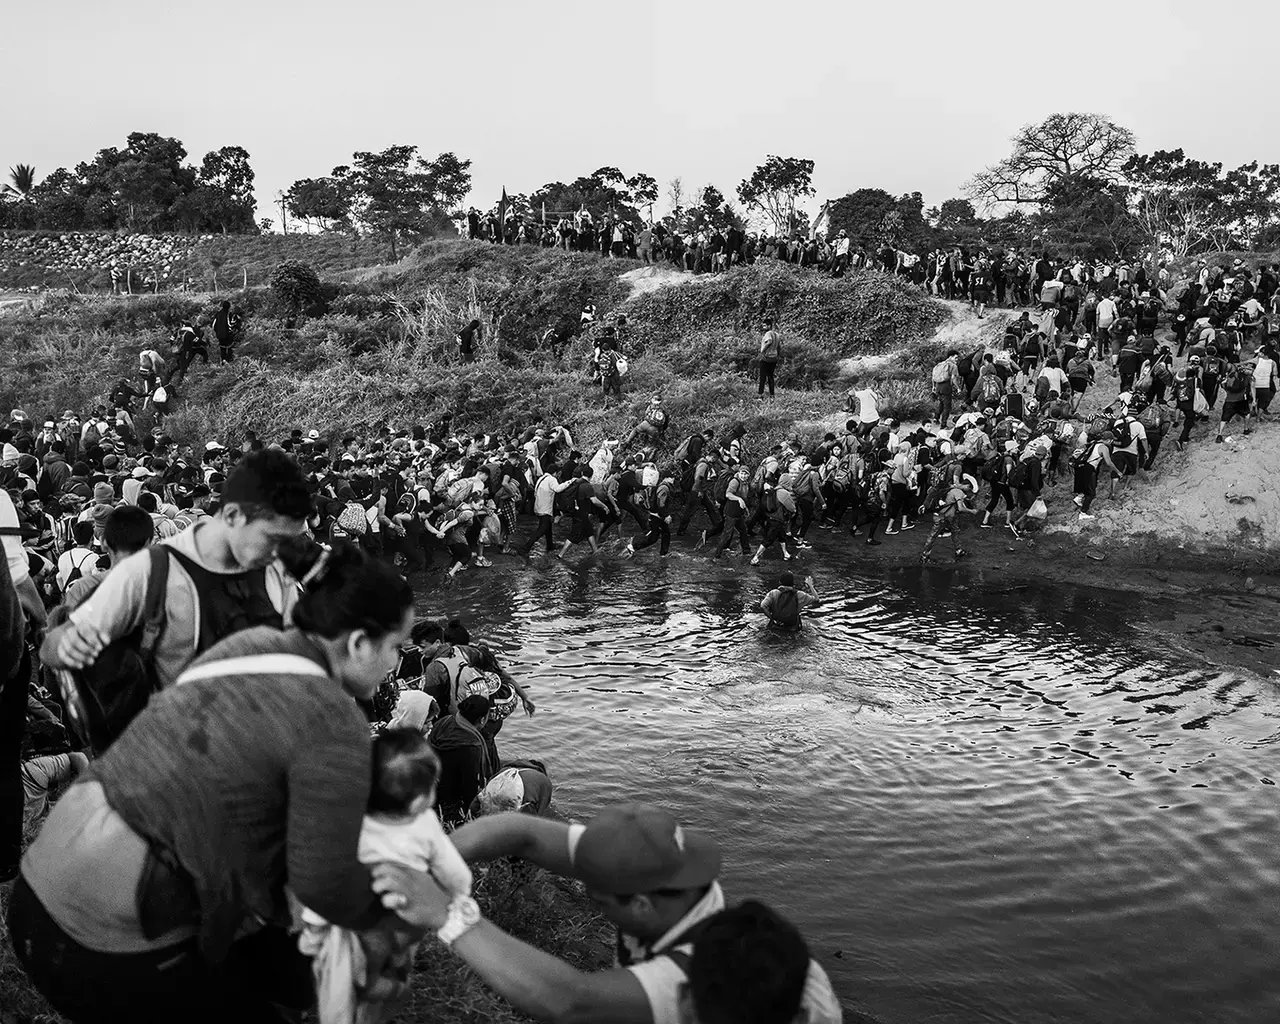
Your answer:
[308,429,320,440]
[572,803,721,895]
[205,440,225,452]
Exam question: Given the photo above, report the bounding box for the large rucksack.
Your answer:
[978,374,1004,407]
[55,547,170,755]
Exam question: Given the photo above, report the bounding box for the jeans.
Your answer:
[522,514,555,553]
[714,515,750,556]
[758,360,777,396]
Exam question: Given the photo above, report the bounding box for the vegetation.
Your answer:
[0,133,257,234]
[0,240,947,465]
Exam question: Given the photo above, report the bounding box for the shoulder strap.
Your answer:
[138,546,171,662]
[176,653,329,686]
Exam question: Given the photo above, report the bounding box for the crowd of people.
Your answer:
[0,386,848,1014]
[2,242,1278,1022]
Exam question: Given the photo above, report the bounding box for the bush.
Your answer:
[269,260,326,317]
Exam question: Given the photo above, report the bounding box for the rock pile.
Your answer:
[0,231,213,282]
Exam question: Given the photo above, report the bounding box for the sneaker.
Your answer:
[955,549,968,559]
[695,530,707,551]
[1216,435,1225,444]
[885,527,900,536]
[1079,512,1095,520]
[796,540,813,550]
[782,552,793,561]
[750,555,760,565]
[902,522,917,531]
[1073,494,1083,507]
[624,543,635,559]
[865,538,882,546]
[979,521,992,529]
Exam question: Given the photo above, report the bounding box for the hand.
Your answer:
[56,618,109,669]
[521,695,536,716]
[370,863,452,931]
[805,575,815,588]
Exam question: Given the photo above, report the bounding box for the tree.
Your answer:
[1123,149,1227,260]
[737,155,815,235]
[530,167,646,225]
[285,176,352,231]
[196,146,257,233]
[25,168,85,229]
[936,198,978,233]
[825,188,935,251]
[1035,175,1139,259]
[419,151,472,212]
[627,172,658,223]
[259,217,274,232]
[2,164,36,201]
[85,132,197,231]
[338,145,433,258]
[1219,161,1280,250]
[966,113,1136,209]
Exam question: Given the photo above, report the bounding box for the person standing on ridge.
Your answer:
[213,300,240,363]
[758,322,782,398]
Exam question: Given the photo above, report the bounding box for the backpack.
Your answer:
[1173,375,1195,406]
[978,374,1003,406]
[82,421,101,449]
[54,547,170,755]
[336,500,369,536]
[1007,460,1030,490]
[672,433,702,466]
[920,477,952,514]
[792,467,819,500]
[63,548,97,588]
[110,383,132,407]
[1113,419,1133,449]
[1034,375,1051,403]
[713,471,734,506]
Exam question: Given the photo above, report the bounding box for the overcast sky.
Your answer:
[3,0,1276,226]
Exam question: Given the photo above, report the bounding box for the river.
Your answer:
[419,552,1279,1024]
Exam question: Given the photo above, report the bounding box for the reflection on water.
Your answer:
[418,555,1279,1024]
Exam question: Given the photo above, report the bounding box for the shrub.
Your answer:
[269,260,326,317]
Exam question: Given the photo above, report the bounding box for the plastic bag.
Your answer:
[1027,497,1048,520]
[616,357,630,377]
[1193,388,1209,415]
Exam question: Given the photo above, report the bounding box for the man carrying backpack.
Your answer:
[1217,360,1253,442]
[41,450,312,731]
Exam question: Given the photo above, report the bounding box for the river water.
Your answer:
[420,552,1279,1024]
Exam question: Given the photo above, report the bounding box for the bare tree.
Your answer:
[966,113,1136,210]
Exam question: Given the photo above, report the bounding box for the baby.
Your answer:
[300,728,472,1024]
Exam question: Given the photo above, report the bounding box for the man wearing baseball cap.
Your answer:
[371,802,841,1023]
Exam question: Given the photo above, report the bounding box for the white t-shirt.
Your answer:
[57,546,99,590]
[1096,298,1118,328]
[1118,420,1147,457]
[853,389,879,424]
[1,489,30,586]
[1038,366,1068,396]
[1253,358,1276,388]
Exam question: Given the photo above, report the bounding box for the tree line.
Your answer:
[5,113,1278,262]
[0,134,259,234]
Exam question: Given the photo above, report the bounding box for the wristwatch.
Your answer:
[437,895,481,946]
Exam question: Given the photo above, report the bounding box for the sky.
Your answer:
[3,0,1278,227]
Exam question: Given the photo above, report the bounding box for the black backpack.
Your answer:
[55,547,170,755]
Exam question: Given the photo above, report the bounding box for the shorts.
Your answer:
[1221,399,1250,421]
[1257,387,1275,412]
[1112,452,1138,477]
[1020,357,1038,374]
[1070,378,1088,394]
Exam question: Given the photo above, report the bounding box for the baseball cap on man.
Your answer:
[573,803,721,895]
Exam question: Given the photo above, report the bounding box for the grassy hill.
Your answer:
[0,240,948,458]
